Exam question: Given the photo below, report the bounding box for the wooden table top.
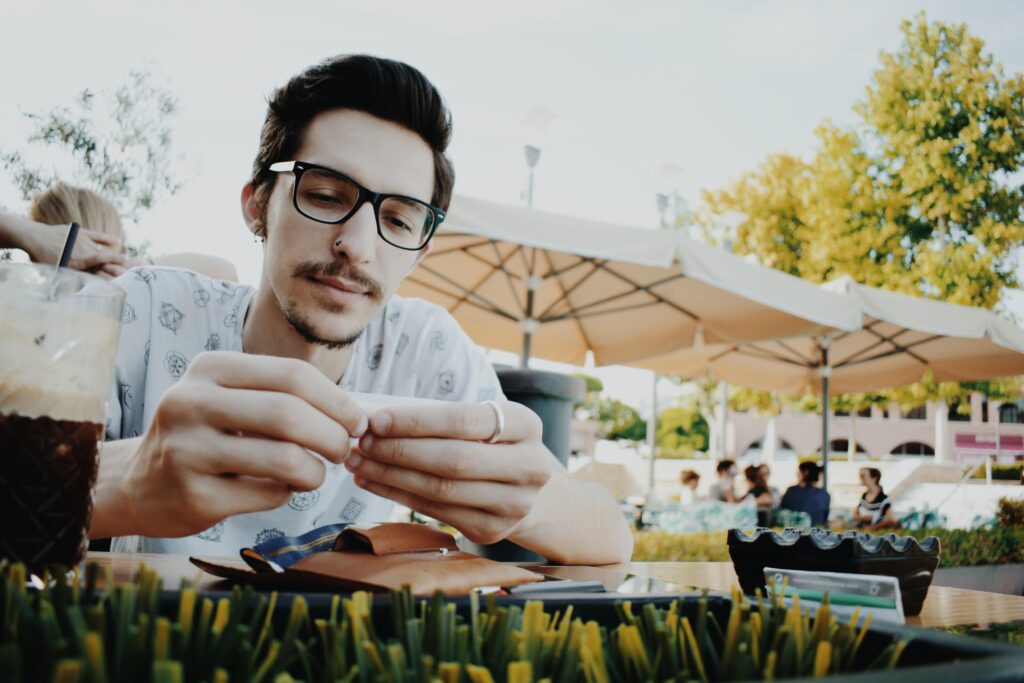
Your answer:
[87,552,1024,630]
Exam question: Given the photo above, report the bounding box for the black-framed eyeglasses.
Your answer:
[268,160,445,251]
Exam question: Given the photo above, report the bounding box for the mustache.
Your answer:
[292,261,383,301]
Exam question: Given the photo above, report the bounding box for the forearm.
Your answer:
[874,515,898,530]
[0,208,37,253]
[510,469,633,566]
[91,437,142,538]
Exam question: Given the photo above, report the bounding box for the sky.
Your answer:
[2,0,1023,412]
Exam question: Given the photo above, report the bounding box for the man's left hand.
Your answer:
[347,400,556,545]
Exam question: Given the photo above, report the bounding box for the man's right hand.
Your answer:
[93,351,368,539]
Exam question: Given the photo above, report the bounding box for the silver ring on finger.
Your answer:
[482,400,505,444]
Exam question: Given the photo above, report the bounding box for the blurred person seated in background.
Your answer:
[678,469,700,506]
[707,459,739,503]
[0,182,237,281]
[780,461,830,525]
[743,464,775,507]
[852,467,899,530]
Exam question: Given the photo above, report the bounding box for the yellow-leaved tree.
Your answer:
[695,13,1024,421]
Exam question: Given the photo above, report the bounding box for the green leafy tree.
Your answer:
[571,372,647,442]
[1,66,187,237]
[697,13,1024,413]
[656,401,710,458]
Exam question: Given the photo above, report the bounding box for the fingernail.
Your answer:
[353,415,369,438]
[371,412,391,435]
[359,434,374,451]
[347,454,362,469]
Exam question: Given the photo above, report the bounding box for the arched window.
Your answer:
[891,442,935,456]
[829,439,866,453]
[1001,403,1024,424]
[904,405,927,420]
[948,402,970,422]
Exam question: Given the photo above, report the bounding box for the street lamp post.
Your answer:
[518,107,555,367]
[524,144,541,209]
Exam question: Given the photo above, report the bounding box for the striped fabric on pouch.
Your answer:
[246,524,350,570]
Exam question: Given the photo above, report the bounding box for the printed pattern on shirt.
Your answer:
[104,268,504,557]
[339,497,366,521]
[288,490,320,511]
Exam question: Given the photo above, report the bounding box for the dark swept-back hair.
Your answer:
[861,467,882,485]
[249,54,455,229]
[716,459,736,475]
[798,461,822,486]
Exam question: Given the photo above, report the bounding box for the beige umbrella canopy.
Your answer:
[633,275,1024,486]
[636,276,1024,394]
[399,195,861,367]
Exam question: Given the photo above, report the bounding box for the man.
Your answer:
[91,55,632,565]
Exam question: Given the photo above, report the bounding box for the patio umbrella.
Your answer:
[633,274,1024,486]
[399,195,862,367]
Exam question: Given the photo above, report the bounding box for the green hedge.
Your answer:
[632,530,730,562]
[943,621,1024,647]
[633,526,1024,568]
[970,463,1021,480]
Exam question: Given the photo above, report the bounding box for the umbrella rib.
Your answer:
[543,299,679,323]
[834,334,944,369]
[536,258,605,319]
[543,260,700,322]
[834,325,934,368]
[434,242,527,315]
[774,339,818,365]
[442,255,510,318]
[732,345,816,369]
[492,241,528,317]
[538,248,597,353]
[446,243,532,315]
[406,267,517,321]
[585,259,703,321]
[730,339,816,366]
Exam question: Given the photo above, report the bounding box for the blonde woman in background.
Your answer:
[1,182,237,281]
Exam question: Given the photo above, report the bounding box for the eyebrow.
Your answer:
[301,158,432,203]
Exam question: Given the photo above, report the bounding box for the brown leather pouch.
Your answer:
[190,523,544,595]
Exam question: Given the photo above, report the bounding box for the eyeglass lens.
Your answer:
[296,168,434,249]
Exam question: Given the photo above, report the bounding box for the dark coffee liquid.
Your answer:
[0,412,101,569]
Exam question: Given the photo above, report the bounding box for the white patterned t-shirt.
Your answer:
[104,266,503,556]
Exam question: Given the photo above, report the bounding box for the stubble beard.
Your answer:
[282,304,365,350]
[281,259,385,350]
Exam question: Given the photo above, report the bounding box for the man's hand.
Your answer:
[347,401,557,545]
[94,351,368,539]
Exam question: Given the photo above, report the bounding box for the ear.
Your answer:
[241,182,264,238]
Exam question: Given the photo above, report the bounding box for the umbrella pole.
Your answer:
[646,373,659,499]
[820,340,831,491]
[520,278,540,368]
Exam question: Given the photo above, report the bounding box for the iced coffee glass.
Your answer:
[0,263,124,570]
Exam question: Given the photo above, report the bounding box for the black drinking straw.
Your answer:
[57,222,81,268]
[48,222,80,300]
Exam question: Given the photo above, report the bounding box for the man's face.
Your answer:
[252,109,434,348]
